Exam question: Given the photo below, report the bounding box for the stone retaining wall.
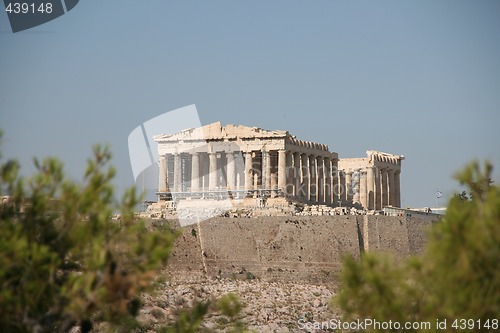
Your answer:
[165,215,438,285]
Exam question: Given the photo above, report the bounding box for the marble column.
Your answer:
[158,154,167,193]
[278,149,287,193]
[395,170,401,208]
[227,151,235,191]
[353,171,360,205]
[201,153,208,192]
[316,156,324,203]
[209,152,217,191]
[338,170,345,206]
[381,168,388,207]
[253,153,260,197]
[374,167,381,210]
[388,169,395,206]
[244,151,253,193]
[285,151,293,196]
[301,154,309,200]
[331,160,338,205]
[263,150,271,189]
[236,164,241,193]
[309,155,316,202]
[367,166,375,210]
[359,170,367,208]
[293,152,301,197]
[253,172,259,194]
[324,157,331,204]
[174,153,182,192]
[191,152,200,191]
[345,170,353,205]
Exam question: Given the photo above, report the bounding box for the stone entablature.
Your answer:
[154,122,333,157]
[154,122,403,209]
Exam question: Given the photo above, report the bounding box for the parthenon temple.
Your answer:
[154,122,404,210]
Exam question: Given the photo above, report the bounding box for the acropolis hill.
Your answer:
[135,122,440,332]
[141,122,438,287]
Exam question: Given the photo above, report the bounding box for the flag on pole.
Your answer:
[436,191,443,198]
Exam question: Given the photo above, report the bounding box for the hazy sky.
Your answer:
[1,0,499,208]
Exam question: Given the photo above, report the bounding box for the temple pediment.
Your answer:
[153,122,289,142]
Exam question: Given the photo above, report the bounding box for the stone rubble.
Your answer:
[139,278,339,333]
[139,200,384,220]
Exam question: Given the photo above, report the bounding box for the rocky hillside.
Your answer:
[140,278,339,332]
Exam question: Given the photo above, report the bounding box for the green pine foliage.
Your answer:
[335,161,500,332]
[0,134,248,333]
[0,142,178,332]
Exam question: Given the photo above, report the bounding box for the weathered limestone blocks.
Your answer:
[165,214,437,285]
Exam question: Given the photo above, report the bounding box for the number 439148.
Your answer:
[5,2,53,14]
[452,319,498,330]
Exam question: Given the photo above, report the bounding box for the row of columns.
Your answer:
[159,152,401,209]
[339,167,401,210]
[158,149,340,205]
[159,151,252,194]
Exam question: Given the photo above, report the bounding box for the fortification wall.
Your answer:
[406,217,434,254]
[165,215,438,285]
[362,216,410,257]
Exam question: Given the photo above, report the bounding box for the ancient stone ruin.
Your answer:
[152,122,404,213]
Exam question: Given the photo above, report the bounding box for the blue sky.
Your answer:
[1,0,499,208]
